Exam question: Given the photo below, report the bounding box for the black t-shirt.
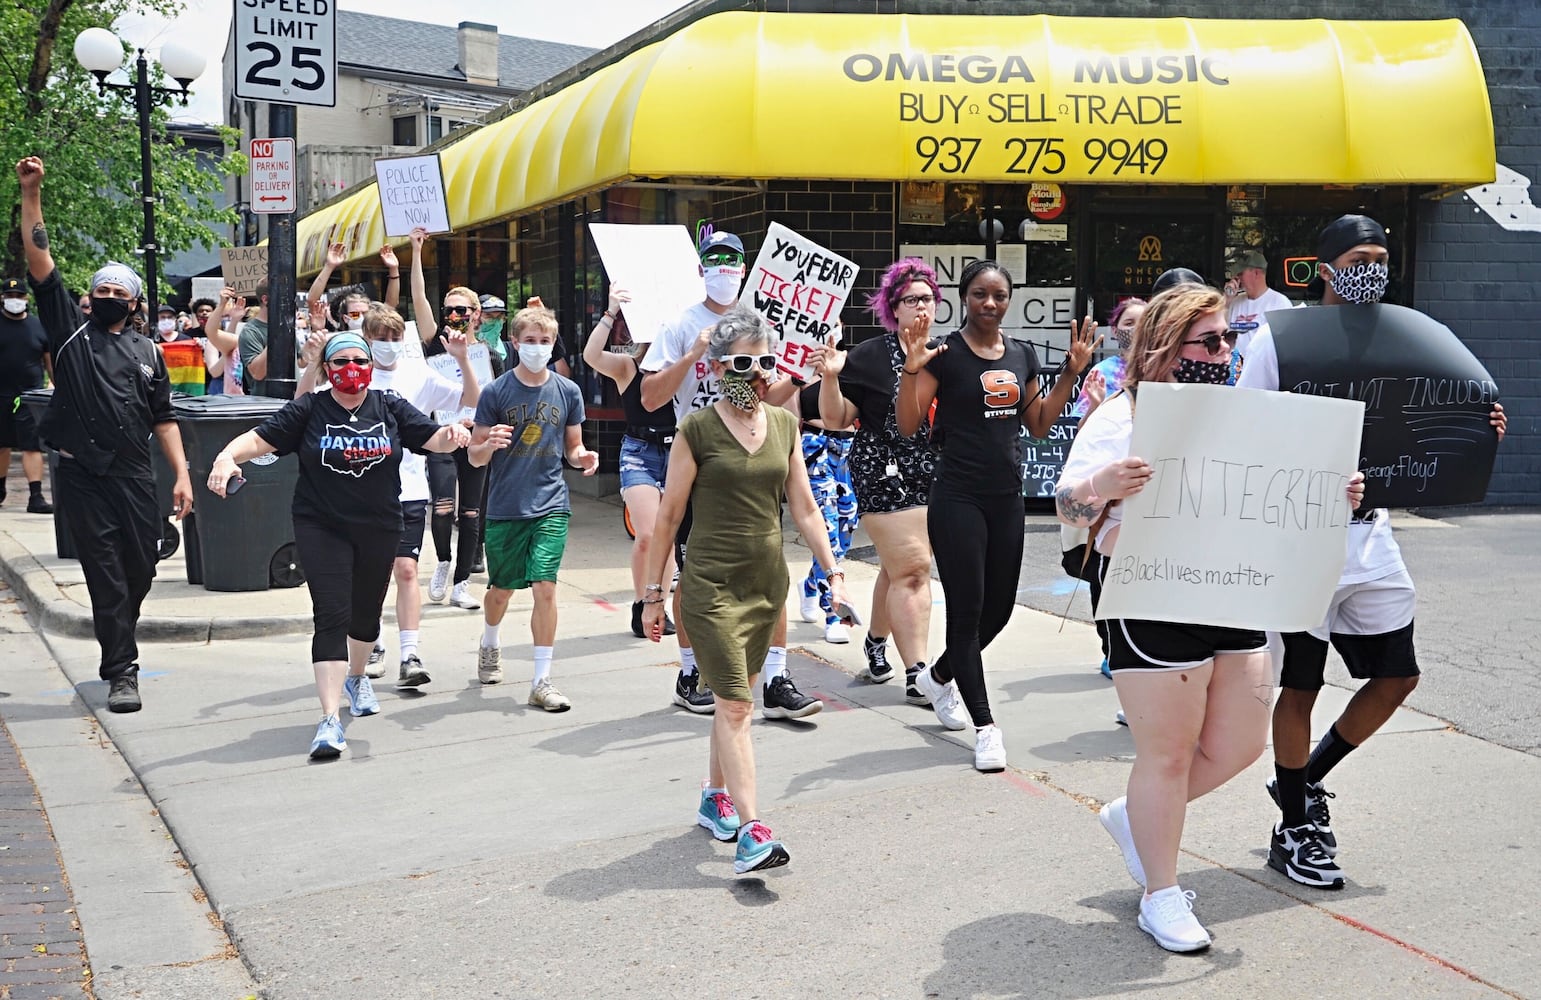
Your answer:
[27,268,174,478]
[925,331,1040,496]
[838,332,902,431]
[621,357,674,429]
[254,388,442,531]
[0,312,50,396]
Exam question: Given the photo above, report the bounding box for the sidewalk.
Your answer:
[0,482,1535,999]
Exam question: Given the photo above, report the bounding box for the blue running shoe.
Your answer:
[733,821,789,874]
[343,674,380,717]
[697,788,741,842]
[1100,657,1112,680]
[308,715,346,760]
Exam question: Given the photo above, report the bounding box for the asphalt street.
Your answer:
[1010,507,1541,756]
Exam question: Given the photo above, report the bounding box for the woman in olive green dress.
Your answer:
[643,304,851,874]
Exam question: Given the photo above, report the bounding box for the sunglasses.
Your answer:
[1181,330,1240,355]
[897,294,936,308]
[441,305,473,317]
[719,353,777,375]
[700,252,744,268]
[327,356,371,368]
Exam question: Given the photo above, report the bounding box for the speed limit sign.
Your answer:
[232,0,337,107]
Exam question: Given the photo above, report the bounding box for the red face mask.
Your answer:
[327,362,371,393]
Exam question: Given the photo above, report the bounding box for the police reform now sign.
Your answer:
[232,0,337,108]
[249,137,295,214]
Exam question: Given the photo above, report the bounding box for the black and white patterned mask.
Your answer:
[1173,358,1232,384]
[1324,261,1389,305]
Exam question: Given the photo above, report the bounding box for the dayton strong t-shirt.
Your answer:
[475,370,585,519]
[254,389,441,531]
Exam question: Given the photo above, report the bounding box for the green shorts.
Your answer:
[484,513,569,591]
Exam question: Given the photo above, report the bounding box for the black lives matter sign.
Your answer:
[233,0,337,108]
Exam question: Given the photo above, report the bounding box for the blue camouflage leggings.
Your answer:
[801,431,859,624]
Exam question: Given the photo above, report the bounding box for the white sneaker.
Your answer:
[428,561,451,602]
[1138,886,1211,953]
[911,666,968,731]
[1099,796,1146,888]
[799,592,822,623]
[527,678,571,712]
[823,620,850,644]
[449,581,481,610]
[973,724,1006,772]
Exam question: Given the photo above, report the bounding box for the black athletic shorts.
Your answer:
[396,500,428,560]
[1279,622,1419,691]
[0,398,40,451]
[1097,553,1266,671]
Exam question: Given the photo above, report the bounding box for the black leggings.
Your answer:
[927,490,1025,728]
[294,517,397,663]
[427,449,487,583]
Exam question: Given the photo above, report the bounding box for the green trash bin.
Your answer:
[172,394,305,592]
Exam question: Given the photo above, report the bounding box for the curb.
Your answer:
[0,532,488,643]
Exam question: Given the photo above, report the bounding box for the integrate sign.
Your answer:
[249,137,295,214]
[232,0,337,108]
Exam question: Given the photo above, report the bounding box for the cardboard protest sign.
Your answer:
[1269,304,1501,507]
[588,224,703,344]
[191,277,223,304]
[219,246,268,294]
[1095,383,1363,632]
[374,154,450,237]
[427,342,494,387]
[742,223,858,381]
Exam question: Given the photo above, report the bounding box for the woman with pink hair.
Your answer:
[812,258,942,706]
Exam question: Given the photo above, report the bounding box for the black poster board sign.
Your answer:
[1020,369,1085,500]
[1270,303,1500,508]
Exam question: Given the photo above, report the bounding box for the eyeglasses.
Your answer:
[344,311,368,320]
[327,356,371,368]
[897,294,936,308]
[1181,330,1240,355]
[700,252,744,268]
[441,305,473,317]
[719,353,777,374]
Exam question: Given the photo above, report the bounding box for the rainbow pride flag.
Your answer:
[159,340,207,396]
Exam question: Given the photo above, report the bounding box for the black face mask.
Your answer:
[90,296,134,327]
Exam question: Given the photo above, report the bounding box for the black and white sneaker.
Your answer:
[673,669,715,714]
[1268,822,1345,890]
[861,635,894,684]
[762,673,823,720]
[1267,778,1338,857]
[905,663,931,706]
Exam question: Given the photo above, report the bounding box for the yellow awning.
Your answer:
[299,12,1495,271]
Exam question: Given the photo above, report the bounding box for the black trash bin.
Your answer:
[173,394,305,592]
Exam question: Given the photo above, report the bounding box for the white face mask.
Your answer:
[157,318,176,334]
[370,339,403,367]
[703,266,744,306]
[346,315,365,331]
[518,342,553,371]
[2,298,26,315]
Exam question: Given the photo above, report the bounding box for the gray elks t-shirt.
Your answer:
[475,369,585,519]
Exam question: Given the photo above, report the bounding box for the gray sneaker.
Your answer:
[365,643,387,679]
[477,645,503,685]
[396,654,431,689]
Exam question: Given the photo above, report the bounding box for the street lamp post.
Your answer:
[73,28,206,317]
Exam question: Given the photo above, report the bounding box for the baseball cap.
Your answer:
[1226,250,1267,276]
[698,231,744,258]
[157,303,177,315]
[1151,267,1207,296]
[1,278,25,297]
[479,295,506,313]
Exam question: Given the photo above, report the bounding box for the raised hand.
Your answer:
[15,156,43,192]
[812,332,846,379]
[899,316,943,373]
[1082,368,1107,411]
[608,287,631,315]
[1066,315,1102,374]
[409,226,429,251]
[442,327,470,359]
[379,244,398,270]
[325,241,346,268]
